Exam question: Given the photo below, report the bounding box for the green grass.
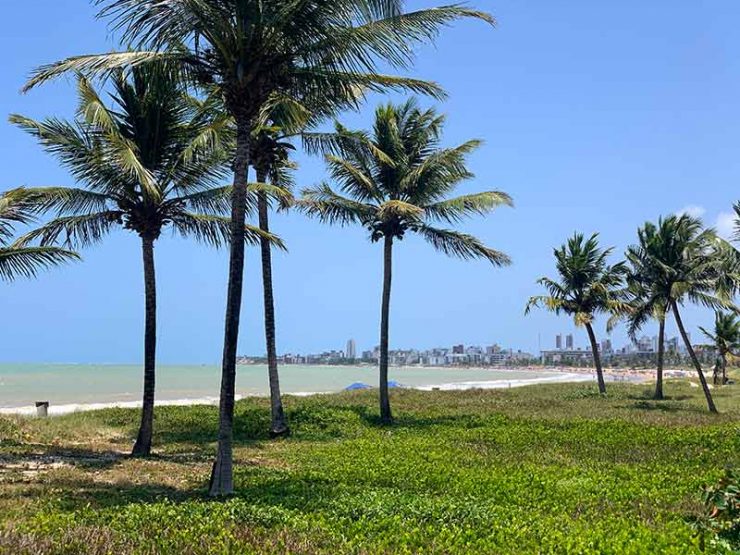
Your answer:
[1,380,739,554]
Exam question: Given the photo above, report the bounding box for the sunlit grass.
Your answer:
[1,380,738,554]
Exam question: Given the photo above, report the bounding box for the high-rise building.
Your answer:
[601,339,612,353]
[346,339,356,360]
[555,334,563,350]
[452,344,464,354]
[566,334,574,349]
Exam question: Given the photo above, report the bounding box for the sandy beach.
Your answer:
[0,365,625,416]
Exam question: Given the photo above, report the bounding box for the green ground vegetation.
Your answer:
[0,379,738,554]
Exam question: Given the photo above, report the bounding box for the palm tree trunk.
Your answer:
[654,316,665,400]
[671,300,717,413]
[584,322,606,394]
[256,168,289,437]
[132,236,156,457]
[210,119,251,496]
[379,235,393,424]
[721,351,728,385]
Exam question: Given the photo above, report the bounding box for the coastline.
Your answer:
[0,367,653,416]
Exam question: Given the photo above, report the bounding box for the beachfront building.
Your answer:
[346,339,357,360]
[540,348,593,366]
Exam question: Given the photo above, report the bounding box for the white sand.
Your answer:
[0,395,243,417]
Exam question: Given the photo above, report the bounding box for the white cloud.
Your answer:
[715,211,736,239]
[675,205,706,218]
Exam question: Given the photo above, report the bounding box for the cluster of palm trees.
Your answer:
[527,211,740,413]
[1,1,512,496]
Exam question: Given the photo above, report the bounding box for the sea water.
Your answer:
[0,363,590,412]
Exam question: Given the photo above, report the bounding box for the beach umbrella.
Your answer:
[345,382,372,391]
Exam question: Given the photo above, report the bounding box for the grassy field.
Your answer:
[0,378,738,554]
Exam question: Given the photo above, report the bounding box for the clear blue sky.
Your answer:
[1,1,737,364]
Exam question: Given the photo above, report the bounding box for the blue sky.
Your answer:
[0,1,737,364]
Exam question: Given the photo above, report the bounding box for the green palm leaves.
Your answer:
[526,233,627,394]
[526,233,627,325]
[11,67,277,248]
[301,99,512,263]
[624,215,736,411]
[302,100,511,422]
[0,189,79,281]
[534,215,739,411]
[700,311,740,385]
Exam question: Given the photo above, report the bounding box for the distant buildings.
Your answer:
[346,339,356,360]
[538,329,704,367]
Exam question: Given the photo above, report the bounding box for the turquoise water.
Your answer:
[0,363,558,408]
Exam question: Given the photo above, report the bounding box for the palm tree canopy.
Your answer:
[11,66,284,249]
[700,311,740,357]
[300,99,512,265]
[0,188,79,281]
[624,215,736,330]
[526,232,627,326]
[24,1,494,126]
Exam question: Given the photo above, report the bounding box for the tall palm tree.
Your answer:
[625,215,734,413]
[301,100,511,423]
[25,0,495,495]
[526,233,627,395]
[700,312,740,385]
[250,99,342,437]
[622,252,670,400]
[12,66,278,456]
[250,122,297,438]
[0,188,79,281]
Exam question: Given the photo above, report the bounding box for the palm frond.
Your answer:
[418,225,511,266]
[0,246,79,281]
[17,212,121,249]
[298,184,376,226]
[425,191,513,223]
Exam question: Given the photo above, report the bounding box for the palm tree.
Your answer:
[12,66,278,456]
[250,122,297,438]
[25,0,495,496]
[301,100,511,423]
[700,312,740,385]
[0,188,79,281]
[625,215,734,413]
[623,250,670,400]
[526,233,627,395]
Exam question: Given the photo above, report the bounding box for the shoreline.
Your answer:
[0,371,612,416]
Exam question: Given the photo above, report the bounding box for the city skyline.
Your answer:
[240,330,702,368]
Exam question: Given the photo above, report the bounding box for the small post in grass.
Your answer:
[35,401,49,418]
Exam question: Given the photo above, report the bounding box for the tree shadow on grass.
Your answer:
[627,400,707,414]
[0,446,123,472]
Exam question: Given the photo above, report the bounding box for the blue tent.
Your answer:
[387,381,404,388]
[345,382,372,391]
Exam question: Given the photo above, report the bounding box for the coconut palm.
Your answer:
[700,312,740,385]
[0,188,79,281]
[250,121,298,438]
[12,66,279,456]
[622,250,670,400]
[526,233,627,395]
[301,100,511,423]
[25,0,495,496]
[250,100,346,438]
[625,215,735,413]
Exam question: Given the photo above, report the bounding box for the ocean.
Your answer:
[0,363,591,413]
